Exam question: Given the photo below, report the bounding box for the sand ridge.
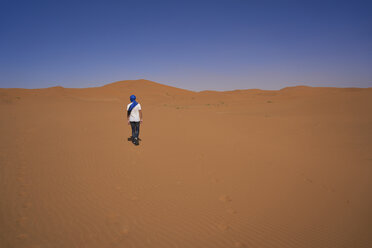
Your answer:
[1,79,372,247]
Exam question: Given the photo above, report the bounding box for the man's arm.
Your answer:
[139,110,143,123]
[127,106,130,125]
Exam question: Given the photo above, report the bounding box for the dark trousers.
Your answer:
[130,122,140,139]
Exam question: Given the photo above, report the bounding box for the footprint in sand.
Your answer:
[234,241,246,247]
[22,202,32,209]
[18,190,27,197]
[219,195,232,203]
[322,185,336,193]
[211,178,220,183]
[17,170,25,176]
[16,233,28,240]
[16,216,28,227]
[20,182,30,188]
[120,227,130,236]
[16,176,25,183]
[217,223,230,232]
[226,208,237,214]
[131,196,139,201]
[304,177,313,183]
[111,227,131,248]
[106,213,121,224]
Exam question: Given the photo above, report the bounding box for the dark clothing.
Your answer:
[130,121,140,139]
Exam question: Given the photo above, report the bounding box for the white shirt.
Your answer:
[127,103,142,122]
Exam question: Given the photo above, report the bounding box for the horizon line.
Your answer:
[1,79,371,92]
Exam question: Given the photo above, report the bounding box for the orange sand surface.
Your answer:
[1,79,371,248]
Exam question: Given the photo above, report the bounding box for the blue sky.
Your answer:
[1,0,371,90]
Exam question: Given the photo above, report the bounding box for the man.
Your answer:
[127,95,143,145]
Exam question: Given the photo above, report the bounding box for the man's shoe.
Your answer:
[134,138,139,146]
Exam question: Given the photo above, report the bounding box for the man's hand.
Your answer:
[140,119,143,124]
[127,120,130,125]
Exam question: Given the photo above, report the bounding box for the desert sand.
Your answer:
[1,79,371,248]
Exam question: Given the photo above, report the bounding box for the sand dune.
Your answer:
[1,79,371,248]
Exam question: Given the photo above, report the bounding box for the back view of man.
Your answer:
[127,95,143,146]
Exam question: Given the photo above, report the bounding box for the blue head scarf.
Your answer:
[128,95,138,114]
